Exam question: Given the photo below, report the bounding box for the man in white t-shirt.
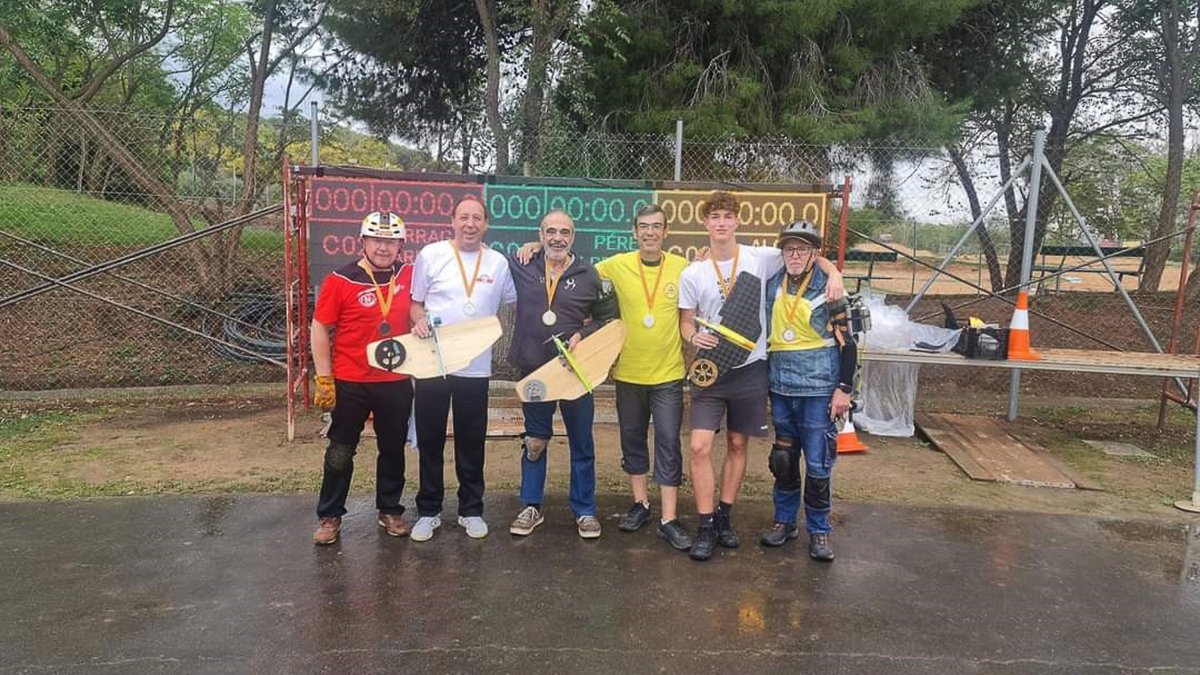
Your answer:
[409,196,517,541]
[678,190,843,561]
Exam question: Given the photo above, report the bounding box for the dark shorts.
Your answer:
[615,379,684,486]
[688,359,769,437]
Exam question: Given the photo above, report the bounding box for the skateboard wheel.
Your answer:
[522,379,547,402]
[689,359,718,388]
[374,340,407,371]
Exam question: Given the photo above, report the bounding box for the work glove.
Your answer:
[313,375,336,410]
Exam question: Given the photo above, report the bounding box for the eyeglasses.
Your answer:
[635,222,665,231]
[782,246,815,257]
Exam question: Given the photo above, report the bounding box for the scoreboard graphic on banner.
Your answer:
[307,175,829,283]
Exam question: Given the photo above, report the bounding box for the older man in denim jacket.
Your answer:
[760,220,857,561]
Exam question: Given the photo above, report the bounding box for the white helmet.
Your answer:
[360,212,406,239]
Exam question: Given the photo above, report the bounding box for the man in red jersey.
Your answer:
[310,211,415,545]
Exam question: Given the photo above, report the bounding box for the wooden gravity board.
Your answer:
[915,413,1095,489]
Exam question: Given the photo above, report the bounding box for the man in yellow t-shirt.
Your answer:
[594,204,694,551]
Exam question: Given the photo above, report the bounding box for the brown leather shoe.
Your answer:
[313,516,341,545]
[378,513,410,537]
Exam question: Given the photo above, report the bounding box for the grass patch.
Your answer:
[0,183,282,252]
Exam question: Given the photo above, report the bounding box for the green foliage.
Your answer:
[1052,136,1200,244]
[560,0,974,143]
[315,0,486,140]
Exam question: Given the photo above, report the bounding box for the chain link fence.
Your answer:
[0,105,299,389]
[2,105,1196,397]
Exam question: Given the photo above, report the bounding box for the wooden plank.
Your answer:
[865,347,1200,378]
[916,412,995,481]
[1008,427,1105,491]
[916,413,1077,488]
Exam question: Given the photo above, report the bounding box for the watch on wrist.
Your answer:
[837,382,853,394]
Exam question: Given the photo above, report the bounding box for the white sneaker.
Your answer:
[458,516,489,539]
[410,515,441,542]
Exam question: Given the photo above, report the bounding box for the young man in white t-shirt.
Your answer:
[409,197,517,541]
[678,190,843,561]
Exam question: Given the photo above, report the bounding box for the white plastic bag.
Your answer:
[854,295,960,437]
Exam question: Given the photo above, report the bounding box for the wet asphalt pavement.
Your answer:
[1,494,1198,674]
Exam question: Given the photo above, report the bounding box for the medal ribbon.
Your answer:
[638,257,664,316]
[544,256,565,312]
[359,259,397,321]
[783,266,814,328]
[710,246,740,299]
[452,242,484,303]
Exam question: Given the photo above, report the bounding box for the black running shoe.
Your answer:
[618,502,652,532]
[657,519,693,551]
[690,526,716,561]
[714,512,740,549]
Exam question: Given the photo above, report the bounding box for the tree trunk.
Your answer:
[1140,0,1186,293]
[474,0,508,174]
[948,144,1004,291]
[0,23,217,286]
[520,0,556,176]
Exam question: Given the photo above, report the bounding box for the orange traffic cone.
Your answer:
[1007,289,1041,361]
[837,414,868,454]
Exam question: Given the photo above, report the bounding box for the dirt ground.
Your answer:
[2,385,1197,523]
[847,243,1177,296]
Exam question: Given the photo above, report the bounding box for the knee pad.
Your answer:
[804,475,831,511]
[524,435,549,462]
[768,438,793,479]
[324,442,356,472]
[770,438,801,491]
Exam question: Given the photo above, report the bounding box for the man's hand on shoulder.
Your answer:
[818,257,845,301]
[516,242,541,265]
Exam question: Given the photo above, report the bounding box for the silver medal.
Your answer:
[542,310,557,326]
[463,301,476,316]
[782,328,796,342]
[642,314,655,329]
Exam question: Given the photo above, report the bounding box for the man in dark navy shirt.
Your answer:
[506,210,617,540]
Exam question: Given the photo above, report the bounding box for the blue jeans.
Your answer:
[521,394,596,517]
[770,392,837,534]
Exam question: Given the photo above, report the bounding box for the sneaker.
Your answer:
[714,512,740,549]
[760,522,800,548]
[577,515,602,539]
[657,519,693,551]
[690,526,716,561]
[618,502,652,532]
[410,515,441,542]
[313,516,341,546]
[377,513,410,538]
[509,506,544,536]
[458,515,489,539]
[809,532,835,562]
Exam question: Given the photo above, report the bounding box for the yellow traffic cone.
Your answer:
[1007,289,1041,361]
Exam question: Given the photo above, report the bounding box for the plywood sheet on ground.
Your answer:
[915,413,1078,489]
